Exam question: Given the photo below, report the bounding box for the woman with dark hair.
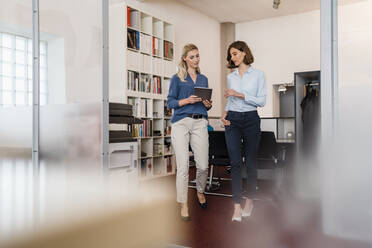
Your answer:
[167,43,212,221]
[221,41,266,222]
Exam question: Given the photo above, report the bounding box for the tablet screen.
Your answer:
[194,87,212,101]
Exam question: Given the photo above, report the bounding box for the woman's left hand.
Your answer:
[203,99,212,109]
[224,89,237,98]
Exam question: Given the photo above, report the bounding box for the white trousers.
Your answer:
[171,117,209,203]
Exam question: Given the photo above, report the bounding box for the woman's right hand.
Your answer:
[221,112,231,126]
[179,95,202,106]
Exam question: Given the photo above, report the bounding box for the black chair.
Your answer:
[256,131,288,192]
[257,131,282,167]
[206,131,232,196]
[190,131,287,197]
[188,131,232,197]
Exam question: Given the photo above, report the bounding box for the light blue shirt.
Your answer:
[225,66,266,112]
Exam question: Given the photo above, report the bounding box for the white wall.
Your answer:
[38,0,103,104]
[236,1,372,117]
[236,10,320,117]
[112,0,222,117]
[47,36,66,104]
[338,0,372,96]
[0,107,32,148]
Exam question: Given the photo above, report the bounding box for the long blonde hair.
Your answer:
[177,43,201,82]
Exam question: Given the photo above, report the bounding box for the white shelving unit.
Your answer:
[109,4,176,180]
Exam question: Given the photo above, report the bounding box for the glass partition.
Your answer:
[235,0,322,198]
[322,0,372,243]
[38,0,103,172]
[0,0,34,237]
[0,0,33,158]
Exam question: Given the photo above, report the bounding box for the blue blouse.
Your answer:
[225,66,266,112]
[167,73,209,123]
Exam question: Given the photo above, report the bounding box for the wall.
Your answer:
[236,10,320,117]
[236,1,372,117]
[337,0,372,106]
[0,107,32,148]
[38,0,103,104]
[220,23,235,113]
[111,0,222,117]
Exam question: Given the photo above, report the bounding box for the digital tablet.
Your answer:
[194,87,212,101]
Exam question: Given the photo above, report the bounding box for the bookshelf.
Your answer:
[109,4,176,180]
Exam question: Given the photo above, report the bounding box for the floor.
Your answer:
[150,166,372,248]
[1,149,371,248]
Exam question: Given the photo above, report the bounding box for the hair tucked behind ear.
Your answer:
[177,43,200,82]
[226,41,254,69]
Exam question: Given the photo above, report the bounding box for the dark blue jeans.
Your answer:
[225,111,261,203]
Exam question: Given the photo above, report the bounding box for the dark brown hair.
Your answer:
[226,41,254,69]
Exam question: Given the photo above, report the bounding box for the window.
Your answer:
[0,32,48,107]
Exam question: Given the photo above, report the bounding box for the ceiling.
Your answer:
[141,0,365,23]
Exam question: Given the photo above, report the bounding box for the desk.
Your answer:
[261,117,295,144]
[277,139,295,143]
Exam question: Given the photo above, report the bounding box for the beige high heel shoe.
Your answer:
[231,207,242,222]
[231,215,242,222]
[242,204,254,218]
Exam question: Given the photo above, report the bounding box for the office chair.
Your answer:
[206,131,232,195]
[206,131,287,197]
[189,131,287,198]
[188,131,232,197]
[256,131,287,192]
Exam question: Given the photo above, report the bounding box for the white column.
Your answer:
[102,0,109,171]
[32,0,40,168]
[320,0,338,141]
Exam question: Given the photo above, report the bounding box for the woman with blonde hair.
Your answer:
[167,43,212,220]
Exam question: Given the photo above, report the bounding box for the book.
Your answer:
[136,31,140,49]
[164,41,174,59]
[127,29,139,50]
[127,71,139,91]
[166,156,173,173]
[127,7,131,27]
[141,159,147,177]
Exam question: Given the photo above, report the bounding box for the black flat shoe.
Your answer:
[197,194,207,209]
[198,198,207,209]
[199,201,207,209]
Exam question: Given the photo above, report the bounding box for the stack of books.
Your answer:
[163,41,174,59]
